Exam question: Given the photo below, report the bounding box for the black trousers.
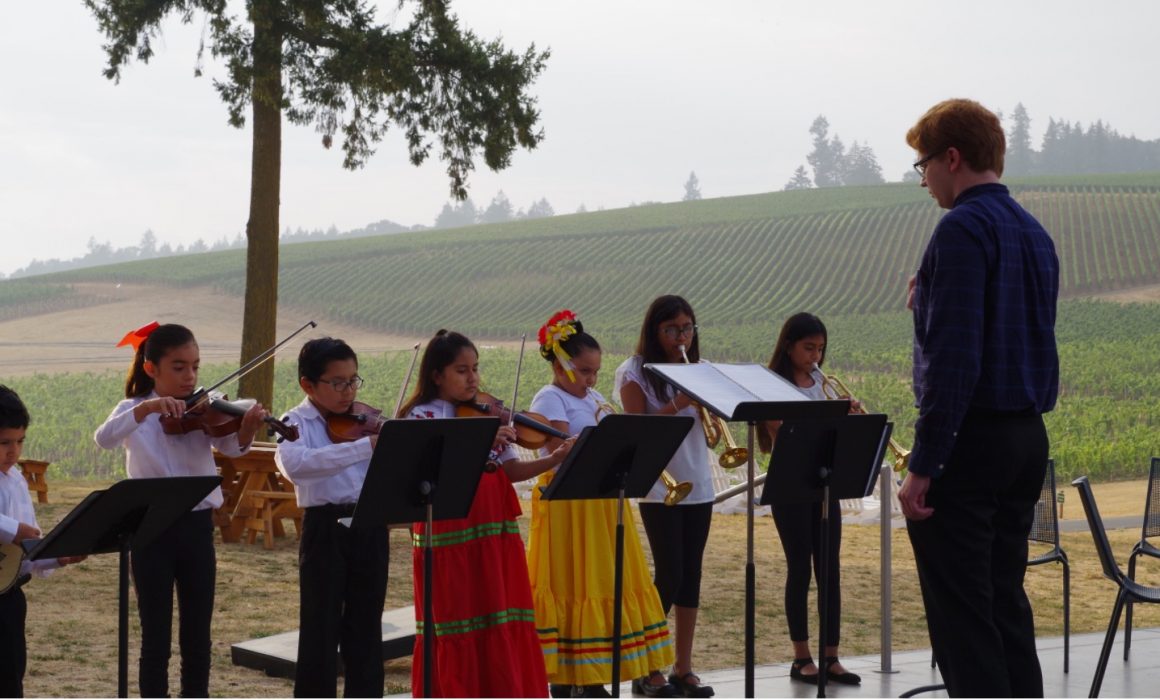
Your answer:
[295,504,390,698]
[130,508,216,698]
[906,408,1048,698]
[772,499,842,645]
[0,587,26,698]
[637,502,713,612]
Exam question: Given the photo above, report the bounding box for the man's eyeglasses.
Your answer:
[661,324,698,340]
[318,375,364,392]
[913,149,946,176]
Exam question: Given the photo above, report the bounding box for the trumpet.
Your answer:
[591,390,691,506]
[677,345,748,470]
[814,364,912,472]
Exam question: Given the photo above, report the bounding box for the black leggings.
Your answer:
[0,588,26,698]
[637,502,713,612]
[772,499,842,644]
[130,508,216,698]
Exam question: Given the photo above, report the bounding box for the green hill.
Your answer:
[6,175,1159,348]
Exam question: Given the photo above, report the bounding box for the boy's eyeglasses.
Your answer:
[319,376,364,392]
[912,149,946,176]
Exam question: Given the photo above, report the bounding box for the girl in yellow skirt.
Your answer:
[527,310,675,698]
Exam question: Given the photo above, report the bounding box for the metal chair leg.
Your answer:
[1091,591,1127,698]
[1063,559,1070,674]
[1125,552,1137,661]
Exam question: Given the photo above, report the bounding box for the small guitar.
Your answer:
[0,540,30,594]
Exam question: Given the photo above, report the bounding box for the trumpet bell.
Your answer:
[664,480,693,506]
[719,446,749,470]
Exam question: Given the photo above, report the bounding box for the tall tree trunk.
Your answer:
[239,0,282,422]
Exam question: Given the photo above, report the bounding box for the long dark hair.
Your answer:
[759,312,827,453]
[125,324,196,398]
[396,330,477,418]
[634,295,699,401]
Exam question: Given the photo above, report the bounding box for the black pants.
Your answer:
[295,504,390,698]
[0,588,26,698]
[906,408,1048,698]
[772,499,842,645]
[130,508,216,698]
[637,502,713,612]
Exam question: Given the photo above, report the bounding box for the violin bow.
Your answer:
[199,320,318,399]
[393,342,422,418]
[508,334,528,430]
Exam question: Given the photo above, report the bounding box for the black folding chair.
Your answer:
[1027,459,1069,673]
[1071,475,1160,698]
[1123,456,1160,660]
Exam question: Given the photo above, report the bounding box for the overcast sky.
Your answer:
[2,0,1158,276]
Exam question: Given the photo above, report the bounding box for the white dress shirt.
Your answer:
[0,463,60,577]
[274,397,374,508]
[93,393,251,511]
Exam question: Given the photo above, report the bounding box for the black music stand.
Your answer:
[645,361,849,697]
[541,413,694,697]
[761,414,890,698]
[23,476,221,698]
[348,416,500,698]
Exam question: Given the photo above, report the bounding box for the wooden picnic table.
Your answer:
[18,458,50,504]
[213,442,303,549]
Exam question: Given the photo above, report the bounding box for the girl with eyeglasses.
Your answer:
[613,295,715,699]
[397,329,574,697]
[527,310,674,698]
[95,322,268,698]
[274,337,390,697]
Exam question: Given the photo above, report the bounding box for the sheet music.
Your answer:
[644,362,810,418]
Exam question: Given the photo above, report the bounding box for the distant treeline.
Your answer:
[1004,102,1160,178]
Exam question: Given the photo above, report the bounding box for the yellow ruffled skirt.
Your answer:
[528,470,674,685]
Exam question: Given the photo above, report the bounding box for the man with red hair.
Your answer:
[899,98,1060,697]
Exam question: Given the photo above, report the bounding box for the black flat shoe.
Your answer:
[824,656,862,685]
[573,685,612,698]
[631,672,677,698]
[550,684,573,698]
[668,672,714,698]
[789,657,819,685]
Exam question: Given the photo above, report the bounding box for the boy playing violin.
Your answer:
[275,337,390,698]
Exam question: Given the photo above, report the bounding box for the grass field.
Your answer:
[19,479,1160,697]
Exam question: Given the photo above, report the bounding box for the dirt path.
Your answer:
[0,282,451,376]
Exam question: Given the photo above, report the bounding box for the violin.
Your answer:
[456,391,570,451]
[160,389,300,442]
[325,401,387,443]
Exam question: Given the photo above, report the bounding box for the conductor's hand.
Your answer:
[899,472,934,521]
[906,274,917,310]
[14,521,40,543]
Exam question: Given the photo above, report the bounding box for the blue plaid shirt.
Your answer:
[910,183,1059,478]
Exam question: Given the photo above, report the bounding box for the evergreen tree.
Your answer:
[783,165,813,191]
[842,141,884,186]
[526,197,554,219]
[807,116,842,187]
[84,0,548,409]
[683,171,702,201]
[1006,102,1034,177]
[481,191,513,224]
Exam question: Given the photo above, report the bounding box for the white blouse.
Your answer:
[613,356,713,505]
[94,393,251,511]
[407,398,518,464]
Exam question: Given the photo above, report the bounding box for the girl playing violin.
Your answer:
[527,311,673,699]
[614,295,715,698]
[94,322,267,698]
[397,329,573,698]
[274,337,390,698]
